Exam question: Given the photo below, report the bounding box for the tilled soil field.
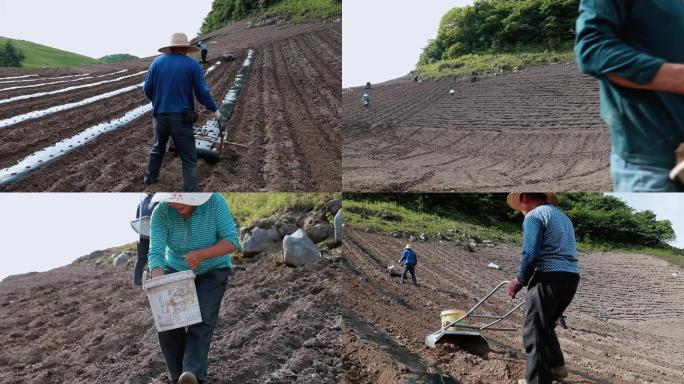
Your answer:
[0,20,341,192]
[0,248,342,384]
[342,65,611,192]
[341,229,684,383]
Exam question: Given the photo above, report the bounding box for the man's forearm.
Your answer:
[607,63,684,94]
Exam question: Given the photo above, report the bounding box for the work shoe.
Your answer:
[671,143,684,184]
[178,372,198,384]
[551,365,568,379]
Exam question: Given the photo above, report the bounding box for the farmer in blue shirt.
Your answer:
[575,1,684,192]
[506,193,580,384]
[143,33,221,192]
[398,244,417,286]
[148,193,240,384]
[197,41,208,63]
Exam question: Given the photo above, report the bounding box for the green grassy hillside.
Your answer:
[416,0,579,79]
[201,0,341,34]
[0,37,100,68]
[344,194,684,268]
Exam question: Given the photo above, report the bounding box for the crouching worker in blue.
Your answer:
[398,244,417,286]
[143,33,222,192]
[148,193,240,384]
[506,193,579,384]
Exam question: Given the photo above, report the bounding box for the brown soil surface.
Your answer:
[341,229,684,383]
[0,21,341,192]
[0,248,341,383]
[342,65,611,192]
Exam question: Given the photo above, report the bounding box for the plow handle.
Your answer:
[438,280,525,333]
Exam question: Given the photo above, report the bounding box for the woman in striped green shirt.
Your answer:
[148,192,240,384]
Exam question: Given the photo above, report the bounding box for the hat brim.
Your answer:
[507,192,559,212]
[151,193,213,206]
[159,45,200,54]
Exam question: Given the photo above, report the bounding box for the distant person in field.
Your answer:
[143,33,221,192]
[197,41,208,63]
[398,244,417,286]
[506,193,580,384]
[575,1,684,192]
[365,81,372,89]
[148,193,240,384]
[362,93,371,108]
[132,193,156,286]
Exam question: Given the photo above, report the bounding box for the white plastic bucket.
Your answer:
[144,270,203,332]
[130,216,151,238]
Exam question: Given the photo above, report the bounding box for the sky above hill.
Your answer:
[343,0,473,87]
[0,0,213,58]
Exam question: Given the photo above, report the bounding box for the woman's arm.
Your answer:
[184,240,236,270]
[148,205,168,277]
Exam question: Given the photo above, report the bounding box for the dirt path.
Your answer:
[0,21,340,192]
[343,65,611,192]
[0,249,341,384]
[341,229,684,383]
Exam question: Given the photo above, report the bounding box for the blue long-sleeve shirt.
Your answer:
[575,0,684,168]
[143,53,217,115]
[400,248,417,265]
[517,205,579,285]
[198,43,208,51]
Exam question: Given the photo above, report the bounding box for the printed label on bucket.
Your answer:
[148,281,203,332]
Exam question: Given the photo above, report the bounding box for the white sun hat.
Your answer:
[159,33,200,54]
[151,193,213,206]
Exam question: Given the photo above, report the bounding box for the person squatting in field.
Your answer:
[143,33,221,192]
[148,193,240,384]
[506,193,580,384]
[575,0,684,192]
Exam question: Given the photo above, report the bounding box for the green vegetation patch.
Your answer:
[201,0,340,34]
[223,192,339,227]
[344,198,519,244]
[416,0,579,80]
[417,47,574,79]
[0,36,99,68]
[99,54,139,64]
[258,0,341,22]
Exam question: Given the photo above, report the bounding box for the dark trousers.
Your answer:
[133,238,149,286]
[400,264,417,285]
[523,279,578,384]
[157,268,230,382]
[144,113,197,192]
[201,49,208,63]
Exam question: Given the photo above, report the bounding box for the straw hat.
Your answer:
[151,193,212,206]
[507,192,559,212]
[405,244,412,249]
[159,33,200,54]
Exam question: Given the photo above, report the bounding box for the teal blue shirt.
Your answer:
[575,0,684,168]
[148,193,240,275]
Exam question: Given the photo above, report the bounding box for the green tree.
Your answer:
[0,41,26,67]
[233,0,247,20]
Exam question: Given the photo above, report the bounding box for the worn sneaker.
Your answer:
[178,372,198,384]
[551,365,568,379]
[517,380,527,384]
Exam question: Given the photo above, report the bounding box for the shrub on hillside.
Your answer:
[0,41,26,67]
